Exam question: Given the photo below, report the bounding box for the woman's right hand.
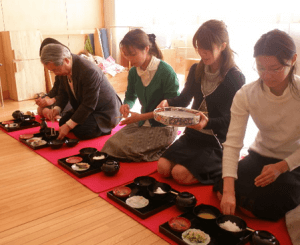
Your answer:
[220,191,236,215]
[220,177,236,215]
[120,104,130,118]
[157,99,169,108]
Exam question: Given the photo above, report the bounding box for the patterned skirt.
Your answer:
[101,122,178,162]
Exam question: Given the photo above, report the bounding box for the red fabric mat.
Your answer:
[99,172,292,245]
[4,120,157,193]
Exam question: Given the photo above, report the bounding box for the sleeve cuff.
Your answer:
[66,119,77,130]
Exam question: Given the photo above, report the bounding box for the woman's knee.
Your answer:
[172,165,197,185]
[157,157,172,177]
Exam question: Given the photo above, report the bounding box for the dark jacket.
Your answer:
[167,64,245,143]
[55,54,122,134]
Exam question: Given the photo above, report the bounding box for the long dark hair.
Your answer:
[192,19,236,81]
[120,29,163,59]
[254,29,298,94]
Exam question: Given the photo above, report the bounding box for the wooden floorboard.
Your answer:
[0,99,169,245]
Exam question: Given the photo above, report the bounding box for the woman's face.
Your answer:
[121,46,150,69]
[197,43,225,71]
[256,55,295,95]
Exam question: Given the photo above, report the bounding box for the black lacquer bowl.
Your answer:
[147,182,172,200]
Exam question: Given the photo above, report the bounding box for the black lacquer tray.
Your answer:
[107,182,178,219]
[19,132,57,150]
[0,116,40,132]
[58,154,102,178]
[159,212,253,245]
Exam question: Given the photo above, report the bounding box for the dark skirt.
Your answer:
[215,150,300,221]
[162,129,223,184]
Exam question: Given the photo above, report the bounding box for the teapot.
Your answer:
[101,160,120,176]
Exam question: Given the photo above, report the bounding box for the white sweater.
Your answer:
[223,75,300,179]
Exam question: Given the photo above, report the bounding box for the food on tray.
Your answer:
[182,229,210,245]
[125,196,149,209]
[2,120,14,125]
[66,156,83,164]
[71,163,90,171]
[32,140,47,147]
[20,134,34,139]
[168,217,191,232]
[197,212,216,219]
[219,220,242,232]
[154,187,166,194]
[8,123,19,128]
[26,137,42,143]
[113,186,131,198]
[93,155,105,160]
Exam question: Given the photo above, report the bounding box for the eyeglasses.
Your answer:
[257,66,287,75]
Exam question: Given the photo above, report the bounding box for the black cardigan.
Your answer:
[167,64,245,143]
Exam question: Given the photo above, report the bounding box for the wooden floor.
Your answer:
[0,99,169,245]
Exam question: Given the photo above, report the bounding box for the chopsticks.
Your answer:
[51,106,55,136]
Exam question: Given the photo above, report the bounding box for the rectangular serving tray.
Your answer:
[159,211,253,245]
[19,132,51,150]
[0,118,40,132]
[58,154,102,178]
[107,182,178,219]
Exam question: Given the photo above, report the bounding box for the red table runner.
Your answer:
[99,172,292,245]
[4,119,157,193]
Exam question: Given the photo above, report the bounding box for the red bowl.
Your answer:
[113,186,131,198]
[168,216,191,232]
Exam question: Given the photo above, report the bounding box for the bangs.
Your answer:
[193,27,219,51]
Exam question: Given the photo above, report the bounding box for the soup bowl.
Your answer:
[193,204,221,227]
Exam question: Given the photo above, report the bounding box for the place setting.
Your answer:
[19,117,79,150]
[159,203,280,245]
[0,110,40,132]
[106,176,195,219]
[58,148,121,178]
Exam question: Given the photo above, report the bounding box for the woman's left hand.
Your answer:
[120,112,140,125]
[187,112,208,130]
[254,160,289,187]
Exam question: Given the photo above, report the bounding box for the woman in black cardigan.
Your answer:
[157,20,245,185]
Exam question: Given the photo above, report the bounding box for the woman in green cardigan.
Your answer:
[101,29,180,162]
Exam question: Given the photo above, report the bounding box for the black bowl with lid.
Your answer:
[251,230,279,245]
[175,191,197,212]
[101,159,120,176]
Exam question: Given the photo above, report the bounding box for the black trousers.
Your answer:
[59,110,106,140]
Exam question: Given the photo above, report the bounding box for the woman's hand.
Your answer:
[221,191,236,215]
[220,177,236,215]
[120,112,140,125]
[120,104,130,118]
[187,112,208,130]
[254,160,288,187]
[156,99,169,108]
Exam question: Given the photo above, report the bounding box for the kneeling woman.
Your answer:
[157,20,245,185]
[219,29,300,221]
[101,29,179,162]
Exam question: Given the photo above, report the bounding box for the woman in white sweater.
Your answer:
[218,29,300,221]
